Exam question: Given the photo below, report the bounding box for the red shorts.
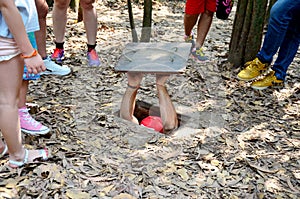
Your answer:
[185,0,217,14]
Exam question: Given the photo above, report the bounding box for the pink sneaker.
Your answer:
[19,107,50,135]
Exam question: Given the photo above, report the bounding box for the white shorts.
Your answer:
[0,37,20,62]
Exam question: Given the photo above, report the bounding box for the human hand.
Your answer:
[23,53,46,74]
[127,72,144,88]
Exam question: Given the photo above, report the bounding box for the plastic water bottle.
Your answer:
[23,67,40,80]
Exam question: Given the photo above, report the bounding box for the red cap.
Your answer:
[140,116,163,133]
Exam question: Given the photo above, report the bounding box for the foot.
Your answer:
[191,47,210,62]
[9,148,49,168]
[251,70,284,90]
[40,56,71,76]
[50,48,64,64]
[237,58,269,81]
[184,33,196,52]
[87,49,101,67]
[19,107,50,135]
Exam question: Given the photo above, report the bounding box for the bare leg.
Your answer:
[120,72,143,124]
[184,13,199,36]
[80,0,98,45]
[34,0,49,58]
[52,0,71,43]
[0,56,48,166]
[18,80,29,109]
[156,74,178,134]
[195,10,214,48]
[0,56,25,161]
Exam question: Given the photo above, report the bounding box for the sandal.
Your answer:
[9,148,48,168]
[0,144,8,158]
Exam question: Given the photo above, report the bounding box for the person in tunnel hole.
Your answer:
[119,72,178,134]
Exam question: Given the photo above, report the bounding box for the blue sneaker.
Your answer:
[87,49,101,67]
[191,47,209,62]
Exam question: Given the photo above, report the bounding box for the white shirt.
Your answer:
[0,0,39,38]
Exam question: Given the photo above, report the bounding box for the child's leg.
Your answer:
[0,56,49,165]
[0,55,25,160]
[18,79,50,135]
[18,80,29,108]
[18,32,49,135]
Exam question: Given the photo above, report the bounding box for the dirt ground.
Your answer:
[0,0,299,198]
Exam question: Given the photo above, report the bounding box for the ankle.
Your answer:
[87,43,97,52]
[19,106,27,111]
[55,42,64,49]
[9,148,26,162]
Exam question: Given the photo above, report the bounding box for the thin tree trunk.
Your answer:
[228,0,268,68]
[127,0,139,42]
[245,0,268,62]
[228,0,251,67]
[140,0,152,42]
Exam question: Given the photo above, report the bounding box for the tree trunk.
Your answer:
[127,0,139,42]
[140,0,152,42]
[228,0,268,68]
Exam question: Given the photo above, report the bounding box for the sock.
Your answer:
[87,44,96,52]
[55,42,64,49]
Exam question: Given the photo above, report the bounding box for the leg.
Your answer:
[80,0,101,67]
[120,72,144,124]
[0,56,25,162]
[50,0,73,72]
[34,0,49,58]
[0,56,49,167]
[184,13,199,37]
[195,9,214,48]
[18,80,28,109]
[80,0,97,46]
[52,0,71,43]
[156,74,178,134]
[18,79,50,135]
[272,5,300,80]
[257,0,300,63]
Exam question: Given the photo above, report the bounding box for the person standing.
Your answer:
[34,0,71,75]
[0,0,49,168]
[184,0,216,62]
[18,0,72,136]
[51,0,101,67]
[237,0,300,90]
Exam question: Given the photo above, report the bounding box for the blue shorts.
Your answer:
[23,32,40,80]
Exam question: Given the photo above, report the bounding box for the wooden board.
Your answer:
[115,42,191,74]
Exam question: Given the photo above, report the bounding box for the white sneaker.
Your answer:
[41,57,71,76]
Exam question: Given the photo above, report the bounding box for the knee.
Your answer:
[54,0,70,10]
[36,2,49,19]
[80,0,95,10]
[185,13,198,20]
[204,10,214,17]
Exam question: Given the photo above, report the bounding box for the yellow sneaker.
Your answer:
[237,58,269,81]
[251,70,284,90]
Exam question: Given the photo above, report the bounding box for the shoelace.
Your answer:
[245,59,261,69]
[184,35,193,42]
[88,50,98,60]
[20,109,40,128]
[53,49,63,58]
[196,48,205,56]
